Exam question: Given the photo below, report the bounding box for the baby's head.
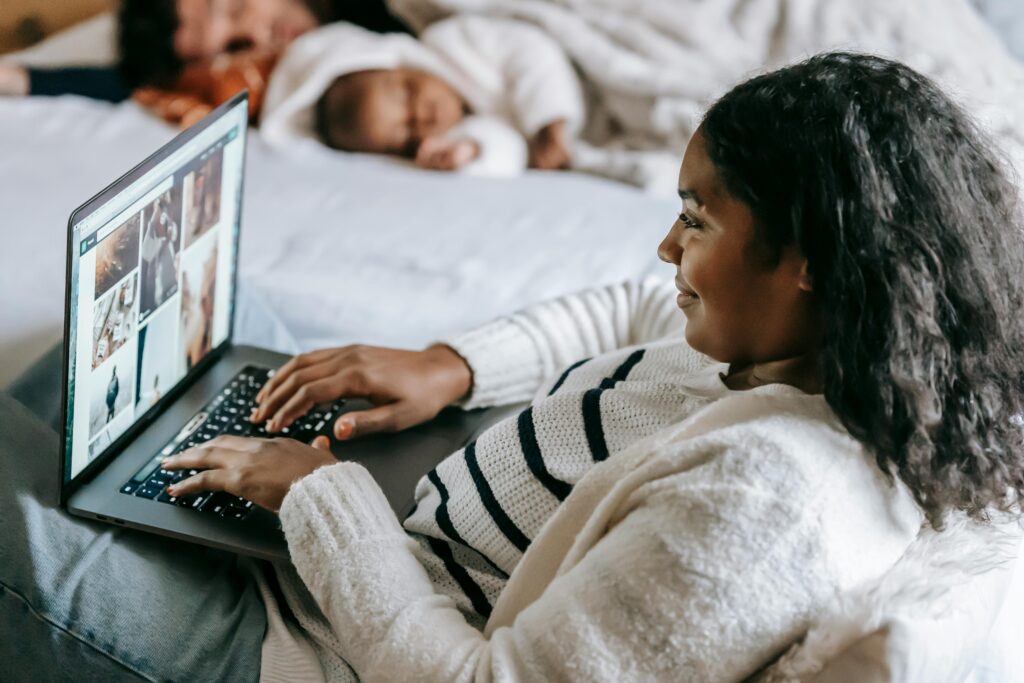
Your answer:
[316,68,467,157]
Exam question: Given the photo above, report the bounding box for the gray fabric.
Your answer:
[0,390,266,681]
[7,342,64,432]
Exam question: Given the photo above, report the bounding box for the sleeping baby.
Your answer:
[260,15,586,176]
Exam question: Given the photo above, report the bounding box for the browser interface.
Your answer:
[64,101,247,482]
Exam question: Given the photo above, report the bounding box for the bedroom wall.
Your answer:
[0,0,112,54]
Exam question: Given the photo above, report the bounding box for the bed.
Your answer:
[0,16,676,387]
[3,3,1023,387]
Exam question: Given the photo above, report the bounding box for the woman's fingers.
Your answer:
[254,362,335,423]
[268,378,339,432]
[255,348,338,405]
[161,438,249,496]
[166,467,235,498]
[161,435,251,467]
[334,402,416,440]
[161,436,336,511]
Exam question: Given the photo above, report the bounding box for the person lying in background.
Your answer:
[0,0,409,101]
[261,16,584,174]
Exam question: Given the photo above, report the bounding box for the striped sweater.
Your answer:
[404,278,716,626]
[261,277,923,682]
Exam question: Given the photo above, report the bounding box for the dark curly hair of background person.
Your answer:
[702,51,1024,528]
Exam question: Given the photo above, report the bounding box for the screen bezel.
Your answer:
[59,92,250,505]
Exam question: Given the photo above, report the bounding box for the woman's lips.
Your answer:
[676,279,700,308]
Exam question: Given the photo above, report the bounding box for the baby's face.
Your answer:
[337,69,466,156]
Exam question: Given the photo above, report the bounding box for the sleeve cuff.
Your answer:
[280,461,403,554]
[449,116,528,177]
[440,317,546,410]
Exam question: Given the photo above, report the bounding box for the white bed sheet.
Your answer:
[0,97,675,386]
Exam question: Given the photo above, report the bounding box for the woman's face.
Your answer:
[175,0,318,60]
[657,130,821,365]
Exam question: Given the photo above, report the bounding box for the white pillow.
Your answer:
[4,13,117,68]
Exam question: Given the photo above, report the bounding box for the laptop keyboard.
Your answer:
[119,365,345,520]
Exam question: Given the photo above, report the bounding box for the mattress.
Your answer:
[0,95,675,387]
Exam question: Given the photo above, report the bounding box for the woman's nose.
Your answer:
[658,229,681,264]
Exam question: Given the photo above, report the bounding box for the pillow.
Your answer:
[4,13,116,68]
[756,516,1023,683]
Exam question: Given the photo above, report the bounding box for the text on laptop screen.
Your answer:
[64,101,247,482]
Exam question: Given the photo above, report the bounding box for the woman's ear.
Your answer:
[798,259,813,292]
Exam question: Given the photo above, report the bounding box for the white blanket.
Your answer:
[388,0,1024,193]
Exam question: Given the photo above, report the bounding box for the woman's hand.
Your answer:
[251,344,473,439]
[0,62,29,97]
[528,119,571,170]
[161,435,336,513]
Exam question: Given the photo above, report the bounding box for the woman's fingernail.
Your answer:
[334,419,353,439]
[267,419,278,432]
[166,485,178,495]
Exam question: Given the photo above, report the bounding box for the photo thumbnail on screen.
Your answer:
[184,147,224,249]
[139,185,183,321]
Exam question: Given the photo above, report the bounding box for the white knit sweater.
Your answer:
[258,279,923,682]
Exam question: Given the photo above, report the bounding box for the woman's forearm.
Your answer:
[26,66,132,102]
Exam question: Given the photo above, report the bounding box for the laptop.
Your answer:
[60,92,512,560]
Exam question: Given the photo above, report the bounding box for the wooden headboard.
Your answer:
[0,0,114,54]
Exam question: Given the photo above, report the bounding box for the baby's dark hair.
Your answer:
[315,72,373,152]
[702,52,1024,528]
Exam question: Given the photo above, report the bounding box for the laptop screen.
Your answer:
[63,99,248,484]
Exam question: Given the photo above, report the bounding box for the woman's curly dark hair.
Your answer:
[701,52,1024,528]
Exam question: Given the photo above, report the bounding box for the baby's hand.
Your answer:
[415,136,480,171]
[529,120,571,170]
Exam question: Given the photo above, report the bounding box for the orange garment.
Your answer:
[133,52,278,128]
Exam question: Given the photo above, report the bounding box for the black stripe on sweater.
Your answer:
[582,388,609,462]
[424,536,493,619]
[518,407,573,502]
[583,349,647,462]
[427,469,470,548]
[547,357,591,396]
[464,441,532,553]
[426,467,510,578]
[610,348,646,383]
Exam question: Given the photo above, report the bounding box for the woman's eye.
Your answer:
[678,212,703,230]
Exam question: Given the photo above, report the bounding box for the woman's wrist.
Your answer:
[424,344,473,403]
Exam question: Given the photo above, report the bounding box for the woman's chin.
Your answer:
[682,323,706,354]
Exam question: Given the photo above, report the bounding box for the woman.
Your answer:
[3,52,1022,680]
[0,0,408,101]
